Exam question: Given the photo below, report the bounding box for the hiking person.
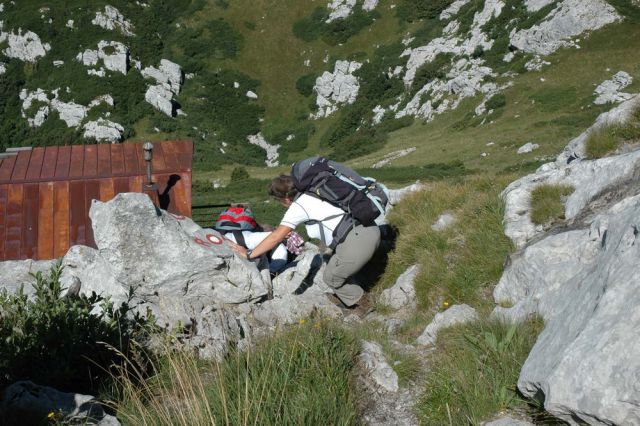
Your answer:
[229,157,388,313]
[214,205,289,274]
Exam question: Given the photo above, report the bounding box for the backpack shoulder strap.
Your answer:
[232,230,247,249]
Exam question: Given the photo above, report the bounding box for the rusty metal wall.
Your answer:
[0,141,192,261]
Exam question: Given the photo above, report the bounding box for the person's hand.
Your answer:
[227,240,248,258]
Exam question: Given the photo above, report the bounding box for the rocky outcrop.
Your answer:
[312,60,362,118]
[516,142,539,154]
[142,60,183,117]
[379,265,418,311]
[77,40,129,75]
[83,118,124,142]
[0,259,57,297]
[593,71,635,105]
[0,381,119,426]
[493,193,640,425]
[326,0,356,22]
[92,5,135,36]
[0,28,50,62]
[247,133,280,167]
[372,148,416,168]
[509,0,620,56]
[416,304,478,346]
[502,95,640,248]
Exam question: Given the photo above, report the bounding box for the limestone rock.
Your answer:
[76,41,129,75]
[0,259,57,297]
[247,133,280,167]
[502,96,640,248]
[593,71,635,105]
[0,28,50,62]
[50,99,87,127]
[362,0,379,12]
[510,0,620,56]
[379,265,418,310]
[0,381,119,426]
[372,148,416,168]
[0,62,6,75]
[524,55,550,71]
[92,5,135,36]
[141,59,183,93]
[83,118,124,142]
[245,90,258,99]
[312,60,362,118]
[417,304,478,346]
[495,193,640,425]
[431,212,456,231]
[359,341,399,392]
[326,0,356,22]
[145,84,175,117]
[516,142,539,154]
[482,416,534,426]
[440,0,471,20]
[523,0,554,12]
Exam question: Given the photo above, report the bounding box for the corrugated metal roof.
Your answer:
[0,140,193,261]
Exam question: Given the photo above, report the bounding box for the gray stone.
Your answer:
[0,381,119,425]
[245,90,258,99]
[0,259,57,297]
[359,341,399,392]
[50,99,87,127]
[0,62,6,75]
[312,60,362,118]
[516,142,539,154]
[326,0,356,22]
[92,5,134,36]
[594,71,635,105]
[510,0,620,56]
[431,212,456,231]
[83,119,124,142]
[145,84,175,117]
[482,416,534,426]
[417,304,478,346]
[496,193,640,425]
[0,28,51,62]
[379,265,418,310]
[141,59,183,93]
[247,133,280,167]
[362,0,378,12]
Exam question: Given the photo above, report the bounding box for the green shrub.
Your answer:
[292,6,379,45]
[292,7,326,42]
[230,166,250,182]
[585,120,640,158]
[529,184,574,226]
[396,0,455,22]
[418,318,544,424]
[296,73,318,97]
[411,53,452,93]
[486,93,507,110]
[0,263,156,393]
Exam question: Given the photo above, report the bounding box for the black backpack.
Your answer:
[291,156,389,249]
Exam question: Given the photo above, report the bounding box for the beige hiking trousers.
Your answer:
[323,224,381,306]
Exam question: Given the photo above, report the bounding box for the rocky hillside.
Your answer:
[1,0,638,172]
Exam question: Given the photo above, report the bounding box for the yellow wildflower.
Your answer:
[443,300,449,308]
[47,411,56,419]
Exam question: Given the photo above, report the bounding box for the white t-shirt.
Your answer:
[280,194,345,246]
[224,231,288,273]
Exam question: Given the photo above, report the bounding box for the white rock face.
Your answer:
[92,5,135,36]
[517,142,539,154]
[416,305,478,346]
[493,193,640,425]
[141,59,183,93]
[0,29,51,62]
[247,133,280,167]
[416,304,478,346]
[594,71,635,105]
[502,96,640,248]
[359,341,399,393]
[362,0,379,12]
[76,41,129,75]
[83,118,124,142]
[524,0,555,12]
[372,147,417,168]
[51,99,87,127]
[326,0,356,22]
[379,265,418,310]
[246,90,258,99]
[145,84,175,117]
[510,0,621,55]
[312,60,362,118]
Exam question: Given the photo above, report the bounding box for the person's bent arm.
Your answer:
[230,224,292,260]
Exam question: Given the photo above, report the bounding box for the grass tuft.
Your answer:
[529,184,574,226]
[417,317,545,425]
[585,120,640,159]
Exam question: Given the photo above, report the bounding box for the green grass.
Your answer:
[529,184,574,226]
[417,318,545,425]
[585,114,640,159]
[379,176,514,312]
[114,319,359,425]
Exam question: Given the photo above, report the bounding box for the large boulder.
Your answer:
[0,381,119,425]
[0,259,57,296]
[494,193,640,425]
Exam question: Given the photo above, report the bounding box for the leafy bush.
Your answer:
[230,166,250,182]
[296,73,319,97]
[0,263,156,393]
[396,0,455,22]
[411,53,452,93]
[529,184,574,226]
[292,6,379,45]
[486,93,507,110]
[292,7,327,42]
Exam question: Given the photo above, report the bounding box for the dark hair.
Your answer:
[268,175,298,200]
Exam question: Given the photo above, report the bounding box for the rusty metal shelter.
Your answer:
[0,140,193,261]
